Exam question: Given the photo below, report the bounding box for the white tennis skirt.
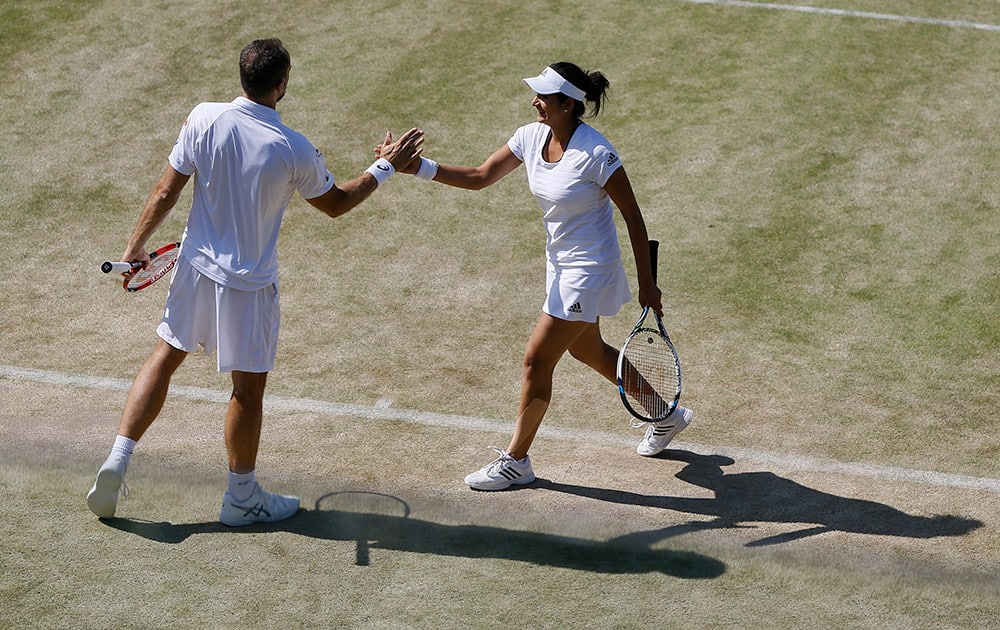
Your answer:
[543,261,632,323]
[156,260,280,373]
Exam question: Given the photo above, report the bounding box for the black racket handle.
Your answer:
[649,240,659,284]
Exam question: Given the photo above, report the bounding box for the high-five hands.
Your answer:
[377,128,424,173]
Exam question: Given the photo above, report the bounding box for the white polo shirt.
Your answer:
[168,97,334,290]
[507,121,624,268]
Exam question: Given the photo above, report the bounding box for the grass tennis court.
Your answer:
[2,1,998,627]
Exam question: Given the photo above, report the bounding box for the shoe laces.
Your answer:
[485,446,516,471]
[108,455,131,502]
[631,411,680,431]
[631,417,667,430]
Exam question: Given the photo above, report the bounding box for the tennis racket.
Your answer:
[101,241,180,292]
[616,240,682,422]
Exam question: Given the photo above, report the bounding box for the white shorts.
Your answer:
[156,260,280,373]
[543,261,632,323]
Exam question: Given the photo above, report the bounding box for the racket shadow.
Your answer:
[531,451,984,547]
[100,491,726,579]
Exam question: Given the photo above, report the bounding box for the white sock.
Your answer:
[228,470,256,502]
[109,435,136,467]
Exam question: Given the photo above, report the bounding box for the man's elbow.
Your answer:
[306,189,349,218]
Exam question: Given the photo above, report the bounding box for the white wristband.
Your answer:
[365,158,395,187]
[415,157,439,181]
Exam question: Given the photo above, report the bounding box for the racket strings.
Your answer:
[621,331,679,420]
[125,247,178,291]
[135,254,172,279]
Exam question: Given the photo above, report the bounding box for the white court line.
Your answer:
[680,0,1000,32]
[2,364,998,493]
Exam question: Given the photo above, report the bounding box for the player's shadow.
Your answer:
[532,451,984,547]
[101,490,726,578]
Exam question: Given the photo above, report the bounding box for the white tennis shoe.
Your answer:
[636,406,693,457]
[219,483,300,526]
[465,447,535,491]
[86,456,129,518]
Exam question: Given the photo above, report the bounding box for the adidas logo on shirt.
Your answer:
[568,302,583,314]
[607,153,619,167]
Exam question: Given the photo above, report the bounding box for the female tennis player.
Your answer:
[391,62,694,489]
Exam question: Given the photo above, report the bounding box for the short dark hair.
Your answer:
[239,39,291,99]
[549,61,610,118]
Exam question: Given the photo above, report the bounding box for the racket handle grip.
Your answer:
[102,261,139,274]
[648,240,659,284]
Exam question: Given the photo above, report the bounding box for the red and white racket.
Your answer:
[101,241,180,292]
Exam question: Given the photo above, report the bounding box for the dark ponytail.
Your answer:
[550,61,610,118]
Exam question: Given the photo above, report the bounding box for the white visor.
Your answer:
[522,66,587,102]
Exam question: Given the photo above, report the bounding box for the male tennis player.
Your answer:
[87,39,423,524]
